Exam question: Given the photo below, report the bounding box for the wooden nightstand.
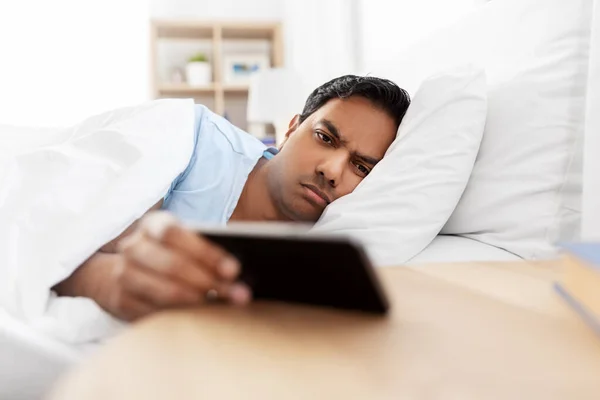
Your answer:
[50,261,600,399]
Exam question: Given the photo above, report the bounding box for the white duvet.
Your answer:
[0,99,196,343]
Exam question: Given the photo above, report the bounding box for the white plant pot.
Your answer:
[186,62,211,86]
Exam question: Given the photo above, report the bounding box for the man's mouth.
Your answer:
[301,184,332,206]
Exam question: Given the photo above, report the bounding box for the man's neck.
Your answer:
[230,158,286,222]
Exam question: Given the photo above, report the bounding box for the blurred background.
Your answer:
[0,0,488,139]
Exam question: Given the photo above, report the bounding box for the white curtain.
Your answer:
[358,0,479,72]
[282,0,360,91]
[0,0,149,127]
[282,0,482,90]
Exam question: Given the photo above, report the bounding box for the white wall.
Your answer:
[0,0,149,127]
[0,0,485,127]
[150,0,283,19]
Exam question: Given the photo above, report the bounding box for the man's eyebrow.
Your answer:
[319,119,345,144]
[355,153,381,166]
[318,118,381,166]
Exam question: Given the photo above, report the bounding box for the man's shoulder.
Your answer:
[194,104,266,158]
[162,104,267,222]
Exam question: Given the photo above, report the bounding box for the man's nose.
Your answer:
[317,152,347,188]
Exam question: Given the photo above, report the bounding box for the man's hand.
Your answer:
[54,212,251,321]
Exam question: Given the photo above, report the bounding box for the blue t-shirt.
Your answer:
[161,104,275,225]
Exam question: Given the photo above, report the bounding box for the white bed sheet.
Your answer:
[0,310,80,400]
[407,235,521,265]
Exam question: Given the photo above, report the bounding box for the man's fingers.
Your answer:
[163,226,240,280]
[121,262,250,307]
[227,283,253,305]
[119,261,204,307]
[139,211,240,280]
[110,292,155,322]
[136,211,179,241]
[119,211,251,307]
[122,234,218,291]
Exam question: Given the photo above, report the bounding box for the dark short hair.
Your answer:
[299,75,411,127]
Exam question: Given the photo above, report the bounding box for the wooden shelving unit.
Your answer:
[157,83,217,94]
[150,20,284,129]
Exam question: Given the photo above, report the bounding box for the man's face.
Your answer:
[267,96,397,222]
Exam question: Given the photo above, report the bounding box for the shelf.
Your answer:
[223,84,249,92]
[151,20,283,120]
[221,23,280,40]
[157,83,216,93]
[157,83,250,94]
[153,20,213,39]
[152,21,281,41]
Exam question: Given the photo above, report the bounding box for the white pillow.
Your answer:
[370,0,591,259]
[312,65,487,266]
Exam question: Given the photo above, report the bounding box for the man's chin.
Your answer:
[283,198,323,223]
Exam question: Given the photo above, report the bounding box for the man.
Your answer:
[53,75,410,321]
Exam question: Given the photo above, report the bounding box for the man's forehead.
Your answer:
[312,97,380,119]
[309,98,397,162]
[310,98,394,137]
[317,97,394,128]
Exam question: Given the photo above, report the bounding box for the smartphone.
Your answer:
[194,223,389,314]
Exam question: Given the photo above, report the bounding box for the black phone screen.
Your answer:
[201,230,389,314]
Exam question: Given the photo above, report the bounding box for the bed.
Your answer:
[408,236,520,265]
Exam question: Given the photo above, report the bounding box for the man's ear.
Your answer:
[279,114,300,149]
[285,114,300,139]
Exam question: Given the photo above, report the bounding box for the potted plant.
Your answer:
[186,52,211,86]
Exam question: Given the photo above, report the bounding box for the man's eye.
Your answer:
[317,131,333,144]
[355,163,370,176]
